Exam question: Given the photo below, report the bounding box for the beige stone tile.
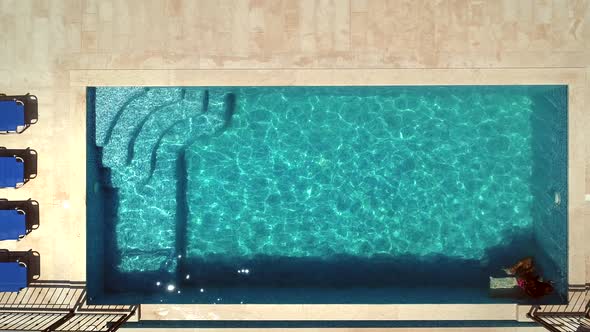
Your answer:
[107,52,192,69]
[9,71,56,88]
[587,205,590,283]
[415,0,436,67]
[0,70,11,87]
[570,0,588,50]
[298,0,316,53]
[0,22,12,68]
[61,0,82,24]
[351,0,367,12]
[70,68,585,86]
[73,51,102,68]
[0,0,15,13]
[98,0,113,22]
[83,0,98,14]
[315,0,337,52]
[9,0,32,17]
[32,18,50,67]
[65,23,82,53]
[48,15,67,54]
[82,13,98,32]
[81,31,98,52]
[139,303,517,321]
[533,0,552,24]
[434,0,470,53]
[125,1,148,52]
[165,0,183,17]
[97,21,113,53]
[365,0,389,52]
[245,1,264,54]
[284,1,302,53]
[351,12,368,49]
[229,0,250,56]
[331,0,351,52]
[111,1,132,37]
[586,67,590,194]
[111,34,131,53]
[32,0,50,18]
[584,0,590,46]
[255,1,280,54]
[501,0,519,21]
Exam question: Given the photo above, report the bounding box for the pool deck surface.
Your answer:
[1,1,589,331]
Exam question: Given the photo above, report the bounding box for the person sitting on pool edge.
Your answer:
[490,257,554,298]
[505,257,554,298]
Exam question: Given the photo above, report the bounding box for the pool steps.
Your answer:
[93,88,237,278]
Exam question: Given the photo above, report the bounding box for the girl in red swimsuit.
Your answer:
[504,257,554,298]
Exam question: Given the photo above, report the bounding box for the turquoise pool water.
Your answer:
[87,86,568,304]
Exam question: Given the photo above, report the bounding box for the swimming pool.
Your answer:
[87,85,568,304]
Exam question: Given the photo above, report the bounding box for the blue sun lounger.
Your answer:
[0,156,24,188]
[0,147,37,188]
[0,250,40,292]
[0,100,24,133]
[0,199,39,241]
[0,210,26,240]
[0,93,38,134]
[0,262,27,292]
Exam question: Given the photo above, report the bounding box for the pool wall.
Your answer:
[86,85,569,305]
[86,87,105,300]
[530,86,569,297]
[87,87,126,302]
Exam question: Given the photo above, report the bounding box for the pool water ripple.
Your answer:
[90,86,568,303]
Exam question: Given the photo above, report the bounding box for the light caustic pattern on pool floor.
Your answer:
[94,87,535,273]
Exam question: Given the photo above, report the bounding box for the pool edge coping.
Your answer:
[70,68,587,323]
